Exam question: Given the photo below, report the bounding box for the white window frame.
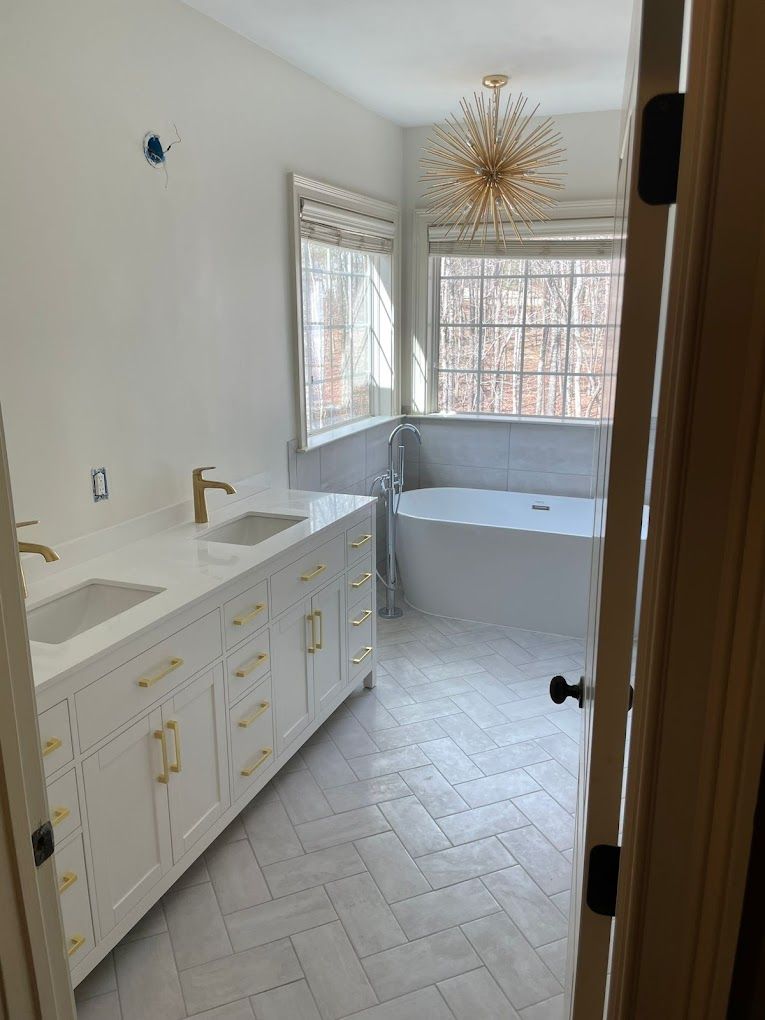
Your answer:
[290,174,401,450]
[409,200,616,421]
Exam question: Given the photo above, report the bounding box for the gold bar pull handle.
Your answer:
[66,935,86,957]
[238,701,270,728]
[167,720,182,773]
[235,652,269,678]
[306,612,316,654]
[315,609,323,651]
[154,729,171,784]
[232,602,266,627]
[300,563,327,582]
[42,737,62,757]
[240,747,273,777]
[352,646,374,665]
[58,871,77,895]
[352,609,372,627]
[138,657,184,688]
[51,806,70,827]
[351,572,373,589]
[351,533,372,549]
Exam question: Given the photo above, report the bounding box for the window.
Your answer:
[293,177,398,447]
[429,227,613,420]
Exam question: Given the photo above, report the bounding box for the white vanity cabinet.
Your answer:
[83,710,173,936]
[36,501,376,986]
[311,574,347,715]
[271,599,315,753]
[162,666,230,861]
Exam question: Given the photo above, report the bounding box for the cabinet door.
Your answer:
[163,666,229,861]
[83,710,172,937]
[312,576,345,716]
[272,599,314,754]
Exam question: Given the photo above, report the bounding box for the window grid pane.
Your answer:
[302,239,375,434]
[436,255,610,420]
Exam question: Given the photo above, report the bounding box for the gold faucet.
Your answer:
[16,521,59,598]
[192,467,236,524]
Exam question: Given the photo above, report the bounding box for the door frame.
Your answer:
[0,406,75,1018]
[611,0,765,1013]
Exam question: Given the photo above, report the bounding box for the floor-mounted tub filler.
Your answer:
[397,487,649,639]
[371,421,422,619]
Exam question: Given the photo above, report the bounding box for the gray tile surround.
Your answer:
[288,417,598,508]
[76,604,579,1020]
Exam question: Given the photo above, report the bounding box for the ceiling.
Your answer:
[183,0,633,126]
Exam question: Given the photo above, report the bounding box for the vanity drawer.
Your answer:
[348,555,374,606]
[75,610,222,750]
[226,630,271,705]
[271,534,345,616]
[349,609,374,679]
[47,769,80,843]
[223,579,269,648]
[39,701,74,778]
[230,679,275,801]
[347,522,374,565]
[55,835,94,969]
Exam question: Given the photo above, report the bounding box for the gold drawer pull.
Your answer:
[352,609,373,627]
[138,657,184,688]
[167,720,182,774]
[154,729,170,784]
[307,612,316,654]
[233,602,266,627]
[235,652,269,678]
[351,533,372,549]
[300,563,327,582]
[351,572,372,589]
[352,646,374,665]
[66,934,86,957]
[51,806,70,827]
[238,701,270,728]
[42,737,62,757]
[58,871,77,895]
[240,747,273,776]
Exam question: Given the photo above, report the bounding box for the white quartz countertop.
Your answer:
[27,488,375,691]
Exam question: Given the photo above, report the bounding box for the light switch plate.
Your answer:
[91,467,109,502]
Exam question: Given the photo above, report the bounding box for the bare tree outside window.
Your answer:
[436,255,610,419]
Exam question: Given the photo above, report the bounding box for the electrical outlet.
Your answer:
[91,467,109,502]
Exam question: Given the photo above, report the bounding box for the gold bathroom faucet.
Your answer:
[192,467,236,524]
[16,521,59,598]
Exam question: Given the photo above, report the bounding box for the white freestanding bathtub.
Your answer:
[397,487,642,638]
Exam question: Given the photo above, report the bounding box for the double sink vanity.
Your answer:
[26,480,377,987]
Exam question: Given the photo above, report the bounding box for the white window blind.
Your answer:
[428,218,615,259]
[300,199,395,254]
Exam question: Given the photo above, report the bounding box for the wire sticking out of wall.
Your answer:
[143,123,181,188]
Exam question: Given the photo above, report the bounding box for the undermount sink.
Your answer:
[199,512,306,547]
[27,581,164,645]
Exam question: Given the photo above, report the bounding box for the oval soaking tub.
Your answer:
[397,487,643,638]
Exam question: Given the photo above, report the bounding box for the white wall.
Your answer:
[0,0,403,546]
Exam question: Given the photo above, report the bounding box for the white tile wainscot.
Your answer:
[29,488,376,989]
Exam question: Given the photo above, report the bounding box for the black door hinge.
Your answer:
[32,820,54,867]
[586,843,621,917]
[638,92,685,205]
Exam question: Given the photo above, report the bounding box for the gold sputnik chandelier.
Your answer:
[421,74,566,245]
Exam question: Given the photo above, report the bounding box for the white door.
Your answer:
[271,599,315,754]
[163,666,230,861]
[83,709,173,936]
[566,0,687,1015]
[312,576,345,714]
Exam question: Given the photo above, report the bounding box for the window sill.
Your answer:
[300,415,403,452]
[407,412,605,428]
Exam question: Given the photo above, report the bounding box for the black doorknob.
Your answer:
[549,674,583,707]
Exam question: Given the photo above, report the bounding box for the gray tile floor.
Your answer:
[75,602,583,1020]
